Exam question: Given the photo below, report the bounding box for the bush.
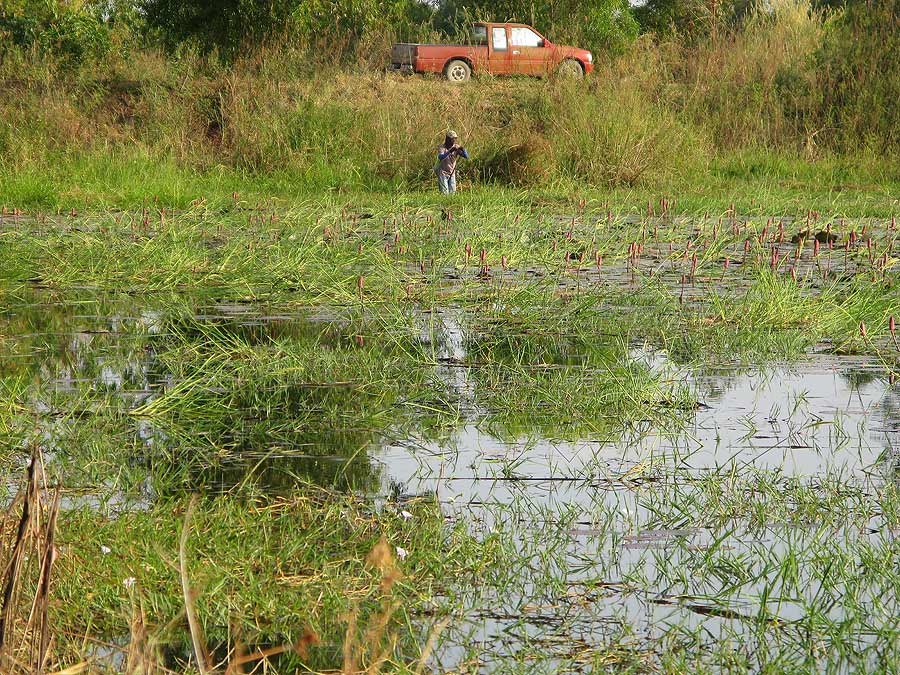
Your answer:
[628,0,826,151]
[816,0,900,151]
[0,0,112,64]
[141,0,433,61]
[437,0,638,56]
[550,80,708,187]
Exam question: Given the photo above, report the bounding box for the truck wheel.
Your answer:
[444,60,471,83]
[557,59,584,79]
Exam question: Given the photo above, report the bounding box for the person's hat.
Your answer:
[447,130,459,139]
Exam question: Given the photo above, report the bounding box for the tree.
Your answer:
[0,0,114,62]
[140,0,296,55]
[632,0,756,38]
[138,0,433,58]
[437,0,638,54]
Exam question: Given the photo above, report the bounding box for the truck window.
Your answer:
[510,27,543,48]
[472,25,488,45]
[492,27,508,51]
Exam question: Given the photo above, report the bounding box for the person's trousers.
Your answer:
[438,172,457,194]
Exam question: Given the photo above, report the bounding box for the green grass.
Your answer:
[12,485,494,674]
[1,151,898,216]
[2,193,900,673]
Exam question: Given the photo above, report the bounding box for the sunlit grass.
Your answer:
[1,197,900,673]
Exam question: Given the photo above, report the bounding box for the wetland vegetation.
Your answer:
[2,0,900,673]
[2,198,900,673]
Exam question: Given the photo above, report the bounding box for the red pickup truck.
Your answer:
[390,23,593,83]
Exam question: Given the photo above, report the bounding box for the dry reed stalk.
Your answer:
[179,496,211,675]
[0,451,41,668]
[365,631,396,675]
[224,623,246,675]
[414,617,451,675]
[45,664,90,675]
[126,595,162,675]
[31,488,61,675]
[341,607,359,675]
[224,622,316,675]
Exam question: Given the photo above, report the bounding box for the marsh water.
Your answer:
[3,207,900,673]
[4,286,898,673]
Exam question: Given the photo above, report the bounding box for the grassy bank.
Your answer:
[2,0,898,212]
[2,147,898,216]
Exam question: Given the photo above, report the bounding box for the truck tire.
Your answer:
[444,60,471,83]
[557,59,584,79]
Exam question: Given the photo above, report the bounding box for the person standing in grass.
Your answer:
[435,130,468,195]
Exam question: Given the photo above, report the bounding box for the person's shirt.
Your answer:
[437,144,469,177]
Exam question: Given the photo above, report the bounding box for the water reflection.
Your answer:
[4,291,897,493]
[4,289,900,673]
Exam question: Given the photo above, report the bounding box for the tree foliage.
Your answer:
[140,0,433,57]
[437,0,638,54]
[632,0,873,37]
[0,0,113,62]
[1,0,640,61]
[632,0,756,38]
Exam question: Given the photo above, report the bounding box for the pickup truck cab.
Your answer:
[390,23,593,83]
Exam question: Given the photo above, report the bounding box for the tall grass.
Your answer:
[0,455,481,674]
[0,0,896,203]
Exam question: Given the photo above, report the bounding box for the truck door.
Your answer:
[488,25,512,75]
[510,26,549,76]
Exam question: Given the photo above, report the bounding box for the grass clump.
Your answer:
[0,466,491,674]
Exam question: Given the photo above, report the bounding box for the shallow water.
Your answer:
[376,342,898,672]
[2,231,899,672]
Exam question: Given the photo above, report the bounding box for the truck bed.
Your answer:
[391,43,469,66]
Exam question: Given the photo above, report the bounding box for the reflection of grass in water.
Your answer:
[470,350,693,439]
[132,315,440,493]
[0,295,695,497]
[2,203,900,671]
[143,309,694,441]
[439,465,900,672]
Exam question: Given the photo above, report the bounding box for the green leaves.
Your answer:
[0,0,113,62]
[140,0,433,59]
[437,0,638,55]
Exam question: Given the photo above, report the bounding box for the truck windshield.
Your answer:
[472,26,487,45]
